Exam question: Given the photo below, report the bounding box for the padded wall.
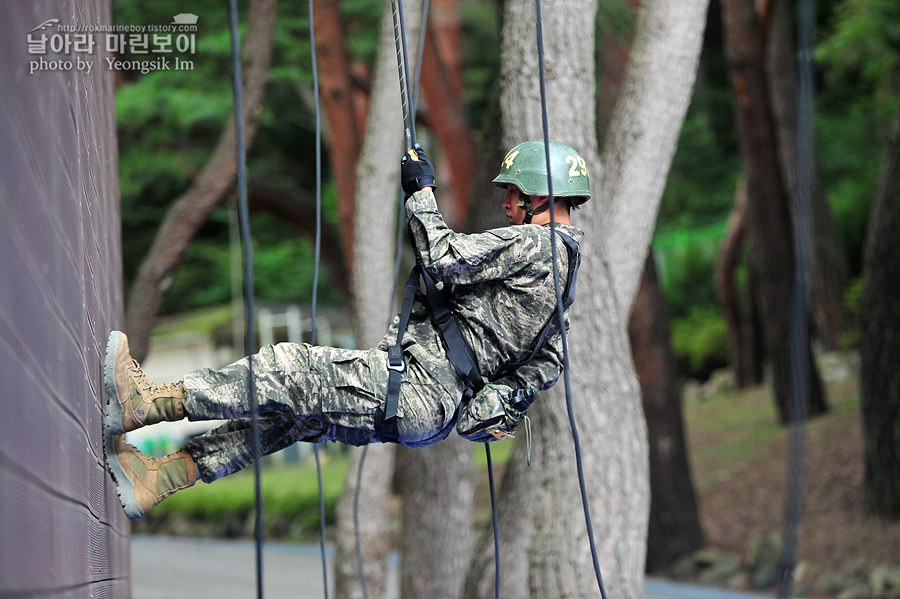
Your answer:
[0,1,130,597]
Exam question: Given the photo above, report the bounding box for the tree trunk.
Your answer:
[596,0,705,571]
[764,0,850,351]
[600,0,711,320]
[396,436,475,598]
[333,2,426,596]
[596,0,640,147]
[630,253,704,571]
[720,0,826,424]
[715,178,764,387]
[124,0,278,361]
[600,0,705,571]
[462,0,708,597]
[313,0,365,266]
[419,0,477,228]
[859,100,900,519]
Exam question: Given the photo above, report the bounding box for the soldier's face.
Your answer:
[502,186,527,226]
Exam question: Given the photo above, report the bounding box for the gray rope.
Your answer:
[226,1,265,596]
[305,0,330,596]
[533,0,607,596]
[778,0,815,595]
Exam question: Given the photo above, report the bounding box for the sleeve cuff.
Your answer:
[405,187,439,218]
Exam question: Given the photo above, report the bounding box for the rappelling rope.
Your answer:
[351,1,435,596]
[226,1,265,597]
[532,0,608,596]
[777,0,815,596]
[388,0,430,318]
[389,1,506,595]
[305,0,330,596]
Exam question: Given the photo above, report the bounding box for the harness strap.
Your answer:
[418,267,484,398]
[492,230,580,380]
[376,229,580,442]
[375,267,420,442]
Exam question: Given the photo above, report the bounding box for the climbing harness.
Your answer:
[226,1,265,597]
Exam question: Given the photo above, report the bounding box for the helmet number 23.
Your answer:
[566,155,589,178]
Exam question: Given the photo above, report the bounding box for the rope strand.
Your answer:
[226,1,265,596]
[778,0,815,595]
[533,0,607,596]
[306,0,330,595]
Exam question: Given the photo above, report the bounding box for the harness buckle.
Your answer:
[387,345,406,373]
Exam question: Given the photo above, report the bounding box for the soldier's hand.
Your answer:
[400,143,436,196]
[510,388,537,411]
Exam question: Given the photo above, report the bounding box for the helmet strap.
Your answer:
[518,194,551,224]
[517,194,534,224]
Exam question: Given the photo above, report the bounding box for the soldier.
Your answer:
[104,140,590,520]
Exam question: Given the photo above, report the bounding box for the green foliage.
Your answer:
[652,224,730,380]
[839,276,864,349]
[136,455,349,541]
[159,208,341,314]
[657,111,740,233]
[113,0,356,313]
[460,0,502,130]
[816,0,900,274]
[658,27,739,235]
[815,98,894,275]
[671,307,729,380]
[817,0,900,106]
[653,222,726,320]
[652,0,900,381]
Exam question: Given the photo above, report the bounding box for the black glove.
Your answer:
[400,143,436,196]
[509,388,537,412]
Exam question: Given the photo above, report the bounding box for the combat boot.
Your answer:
[104,330,185,435]
[105,436,198,520]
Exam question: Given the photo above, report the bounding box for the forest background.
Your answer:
[113,0,900,597]
[116,0,891,376]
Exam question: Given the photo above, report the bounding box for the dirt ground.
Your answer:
[690,377,900,577]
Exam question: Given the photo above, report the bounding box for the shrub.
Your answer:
[671,307,729,381]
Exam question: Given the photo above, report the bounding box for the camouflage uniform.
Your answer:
[182,188,583,483]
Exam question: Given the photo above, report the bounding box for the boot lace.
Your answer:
[129,359,182,395]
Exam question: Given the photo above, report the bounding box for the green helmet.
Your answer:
[492,139,591,206]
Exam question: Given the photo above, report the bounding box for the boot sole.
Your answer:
[103,331,126,436]
[103,432,144,520]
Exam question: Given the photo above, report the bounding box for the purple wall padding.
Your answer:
[0,1,130,597]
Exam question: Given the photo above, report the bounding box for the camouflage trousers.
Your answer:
[181,343,458,483]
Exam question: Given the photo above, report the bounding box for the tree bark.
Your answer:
[600,0,705,571]
[715,178,764,387]
[124,0,278,362]
[764,0,850,351]
[333,2,423,595]
[396,436,475,598]
[596,0,640,147]
[600,0,711,320]
[420,10,478,229]
[630,253,704,571]
[313,0,365,265]
[596,0,705,571]
[720,0,827,423]
[462,0,708,597]
[860,100,900,519]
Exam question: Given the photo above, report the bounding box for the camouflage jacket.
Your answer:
[377,188,583,404]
